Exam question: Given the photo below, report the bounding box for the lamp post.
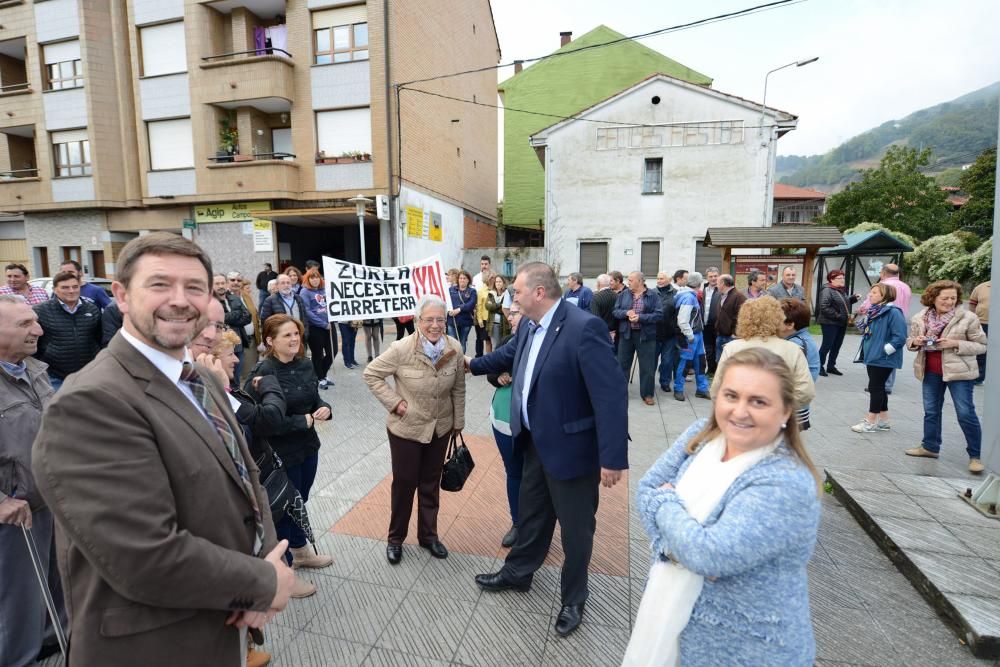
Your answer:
[348,194,373,265]
[759,57,818,226]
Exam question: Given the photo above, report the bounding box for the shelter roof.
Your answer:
[704,226,844,249]
[817,230,914,255]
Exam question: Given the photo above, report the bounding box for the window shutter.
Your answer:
[140,23,187,76]
[43,40,80,64]
[579,242,608,279]
[312,5,367,29]
[51,129,89,144]
[147,118,194,170]
[640,241,659,276]
[316,108,372,156]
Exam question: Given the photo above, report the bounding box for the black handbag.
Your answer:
[441,431,475,492]
[255,448,297,524]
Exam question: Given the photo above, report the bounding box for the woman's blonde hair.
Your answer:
[211,330,241,358]
[734,295,786,339]
[685,347,821,493]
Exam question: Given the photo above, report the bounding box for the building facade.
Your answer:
[0,0,498,280]
[528,74,797,280]
[498,25,711,245]
[772,183,826,224]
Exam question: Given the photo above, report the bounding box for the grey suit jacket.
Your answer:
[32,332,278,666]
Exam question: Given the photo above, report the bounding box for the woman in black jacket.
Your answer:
[249,314,333,572]
[816,269,861,376]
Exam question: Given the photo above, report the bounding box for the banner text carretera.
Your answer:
[322,255,452,322]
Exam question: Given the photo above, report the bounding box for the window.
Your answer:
[51,129,90,177]
[790,210,801,223]
[640,241,660,276]
[579,242,608,279]
[643,158,663,194]
[139,22,187,77]
[43,40,82,90]
[316,107,371,157]
[776,211,786,223]
[312,6,368,64]
[147,118,193,170]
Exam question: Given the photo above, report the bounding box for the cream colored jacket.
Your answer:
[906,308,987,382]
[712,336,817,407]
[363,332,466,443]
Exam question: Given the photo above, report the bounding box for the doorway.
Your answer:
[89,250,106,278]
[276,220,380,270]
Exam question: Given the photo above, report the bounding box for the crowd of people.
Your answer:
[0,239,991,666]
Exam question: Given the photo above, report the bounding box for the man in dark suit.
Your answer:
[701,266,722,374]
[32,233,294,666]
[468,262,628,637]
[714,273,747,363]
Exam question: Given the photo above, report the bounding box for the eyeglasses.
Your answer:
[213,322,230,331]
[419,317,446,325]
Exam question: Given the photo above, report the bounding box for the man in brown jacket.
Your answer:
[32,233,294,666]
[714,274,747,364]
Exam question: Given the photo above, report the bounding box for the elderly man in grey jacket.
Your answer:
[0,294,65,665]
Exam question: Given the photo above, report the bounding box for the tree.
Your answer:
[817,146,951,241]
[951,146,996,239]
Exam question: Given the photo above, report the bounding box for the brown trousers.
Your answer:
[387,429,450,546]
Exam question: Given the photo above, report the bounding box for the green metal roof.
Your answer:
[818,230,914,255]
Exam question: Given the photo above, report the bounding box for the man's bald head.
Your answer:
[882,263,900,278]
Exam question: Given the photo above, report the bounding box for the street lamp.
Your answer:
[348,194,373,265]
[759,57,818,226]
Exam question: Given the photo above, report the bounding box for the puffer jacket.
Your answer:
[363,332,466,443]
[860,305,908,369]
[33,298,102,379]
[906,308,987,382]
[0,357,54,510]
[246,356,330,467]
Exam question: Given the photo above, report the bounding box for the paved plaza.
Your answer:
[42,332,997,666]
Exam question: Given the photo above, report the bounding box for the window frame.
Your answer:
[46,58,83,90]
[314,21,368,65]
[52,135,91,178]
[642,157,663,195]
[579,241,609,279]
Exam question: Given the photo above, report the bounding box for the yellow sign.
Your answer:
[252,220,273,252]
[405,206,424,238]
[195,201,269,223]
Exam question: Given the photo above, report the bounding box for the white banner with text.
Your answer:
[323,255,452,322]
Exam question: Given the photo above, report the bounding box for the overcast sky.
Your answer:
[489,0,1000,158]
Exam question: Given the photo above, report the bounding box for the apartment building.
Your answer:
[0,0,499,280]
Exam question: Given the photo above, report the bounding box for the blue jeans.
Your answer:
[656,339,678,389]
[492,426,523,525]
[277,452,319,557]
[715,335,734,363]
[48,375,64,392]
[258,289,270,307]
[922,373,981,459]
[675,333,709,393]
[447,321,472,353]
[977,323,988,383]
[338,322,358,366]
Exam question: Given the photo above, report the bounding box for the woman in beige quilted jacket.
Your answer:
[363,294,466,565]
[904,280,988,473]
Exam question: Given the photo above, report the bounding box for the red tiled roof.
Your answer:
[773,183,828,200]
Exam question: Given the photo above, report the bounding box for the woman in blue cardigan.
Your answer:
[447,269,477,353]
[851,282,908,434]
[628,347,821,666]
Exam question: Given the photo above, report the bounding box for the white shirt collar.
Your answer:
[534,300,561,332]
[120,327,192,384]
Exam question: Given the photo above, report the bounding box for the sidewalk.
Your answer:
[40,332,996,666]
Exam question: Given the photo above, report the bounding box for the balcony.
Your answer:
[199,50,295,105]
[202,158,300,197]
[0,37,31,99]
[0,125,45,208]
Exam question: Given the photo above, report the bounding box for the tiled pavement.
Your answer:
[40,331,999,666]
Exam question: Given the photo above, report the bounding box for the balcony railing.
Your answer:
[208,152,295,163]
[201,48,292,64]
[0,167,40,180]
[0,82,31,94]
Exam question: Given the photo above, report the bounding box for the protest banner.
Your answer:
[323,255,452,322]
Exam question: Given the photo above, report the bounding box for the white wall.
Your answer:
[540,78,783,280]
[397,184,464,269]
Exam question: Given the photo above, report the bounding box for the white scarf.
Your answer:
[623,433,780,667]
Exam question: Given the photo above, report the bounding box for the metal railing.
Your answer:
[0,168,39,179]
[0,82,31,93]
[208,152,295,163]
[201,48,292,63]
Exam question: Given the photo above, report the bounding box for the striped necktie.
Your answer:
[180,362,264,556]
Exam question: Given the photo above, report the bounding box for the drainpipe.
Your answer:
[383,0,397,264]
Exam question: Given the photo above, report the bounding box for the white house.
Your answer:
[528,74,798,280]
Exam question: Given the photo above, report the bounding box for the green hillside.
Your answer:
[777,80,1000,189]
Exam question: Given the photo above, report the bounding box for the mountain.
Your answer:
[776,81,1000,190]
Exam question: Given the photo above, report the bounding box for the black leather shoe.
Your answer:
[475,571,531,592]
[827,367,843,376]
[555,603,585,637]
[386,545,402,565]
[819,368,828,377]
[501,525,518,548]
[695,391,711,399]
[673,391,685,402]
[421,541,448,559]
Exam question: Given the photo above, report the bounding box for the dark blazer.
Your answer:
[260,292,310,337]
[716,289,748,337]
[702,286,722,326]
[31,333,278,666]
[220,292,252,347]
[612,288,663,341]
[470,300,628,480]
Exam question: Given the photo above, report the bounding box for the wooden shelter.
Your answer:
[703,226,846,302]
